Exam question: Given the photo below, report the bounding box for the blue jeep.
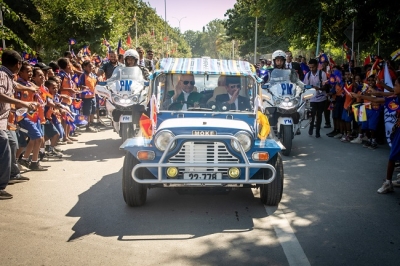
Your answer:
[121,58,284,206]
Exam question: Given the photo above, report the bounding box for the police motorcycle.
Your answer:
[262,69,315,156]
[96,50,149,143]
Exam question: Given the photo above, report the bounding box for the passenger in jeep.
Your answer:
[216,76,251,111]
[167,74,203,110]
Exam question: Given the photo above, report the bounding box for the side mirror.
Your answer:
[261,84,269,89]
[144,81,150,86]
[304,85,313,89]
[98,81,107,86]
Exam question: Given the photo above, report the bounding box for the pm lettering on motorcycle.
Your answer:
[119,80,133,92]
[281,83,293,95]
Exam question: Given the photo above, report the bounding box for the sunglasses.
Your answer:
[229,84,241,89]
[182,80,195,85]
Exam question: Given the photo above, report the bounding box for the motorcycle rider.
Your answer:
[110,49,150,81]
[270,50,304,96]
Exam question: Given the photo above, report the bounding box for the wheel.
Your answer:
[281,125,293,156]
[260,153,284,206]
[120,123,133,143]
[122,152,147,207]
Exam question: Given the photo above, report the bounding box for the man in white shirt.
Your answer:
[136,46,149,68]
[303,58,328,138]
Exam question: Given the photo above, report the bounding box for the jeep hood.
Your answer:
[158,118,252,132]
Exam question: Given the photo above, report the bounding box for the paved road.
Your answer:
[1,122,400,265]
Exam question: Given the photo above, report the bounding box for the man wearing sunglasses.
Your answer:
[168,74,202,110]
[216,76,251,111]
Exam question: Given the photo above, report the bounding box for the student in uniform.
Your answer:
[351,76,400,193]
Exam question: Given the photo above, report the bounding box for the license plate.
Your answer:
[183,173,222,180]
[120,115,132,123]
[283,119,293,124]
[192,130,217,136]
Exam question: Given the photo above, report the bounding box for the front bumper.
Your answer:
[129,135,278,185]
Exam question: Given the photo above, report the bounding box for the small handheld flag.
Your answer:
[126,33,132,48]
[103,38,110,47]
[391,48,400,61]
[69,38,77,45]
[117,39,125,55]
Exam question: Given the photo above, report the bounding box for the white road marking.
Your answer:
[265,206,311,266]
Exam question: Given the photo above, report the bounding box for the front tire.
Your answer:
[260,153,284,206]
[120,123,133,143]
[281,125,293,156]
[122,152,147,207]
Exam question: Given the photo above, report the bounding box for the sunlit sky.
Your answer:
[147,0,237,33]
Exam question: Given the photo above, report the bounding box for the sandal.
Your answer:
[69,137,78,141]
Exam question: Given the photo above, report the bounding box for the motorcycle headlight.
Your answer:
[154,130,176,151]
[113,96,120,103]
[279,98,298,108]
[231,131,252,152]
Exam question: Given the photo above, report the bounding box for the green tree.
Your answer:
[225,0,400,58]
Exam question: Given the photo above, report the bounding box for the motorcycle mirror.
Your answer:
[98,81,107,86]
[304,85,313,89]
[144,81,150,86]
[261,84,269,89]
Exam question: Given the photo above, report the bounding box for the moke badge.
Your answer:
[192,130,217,136]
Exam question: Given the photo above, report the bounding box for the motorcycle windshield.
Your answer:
[269,69,298,97]
[107,66,144,94]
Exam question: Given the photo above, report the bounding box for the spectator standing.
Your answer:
[0,50,37,199]
[303,58,328,138]
[286,51,305,81]
[97,51,121,80]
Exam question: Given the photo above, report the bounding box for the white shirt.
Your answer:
[286,62,292,69]
[303,70,328,102]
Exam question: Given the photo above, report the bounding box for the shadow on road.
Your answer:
[62,138,126,162]
[65,168,270,242]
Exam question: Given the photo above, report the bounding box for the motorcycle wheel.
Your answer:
[121,123,133,143]
[122,152,147,207]
[259,153,284,206]
[281,125,293,156]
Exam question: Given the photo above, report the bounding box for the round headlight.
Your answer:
[154,130,176,151]
[132,95,139,103]
[231,131,252,152]
[113,96,120,103]
[275,99,281,105]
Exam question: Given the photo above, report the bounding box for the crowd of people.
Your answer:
[1,45,400,199]
[256,49,400,194]
[0,46,157,200]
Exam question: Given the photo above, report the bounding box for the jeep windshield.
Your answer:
[154,73,257,112]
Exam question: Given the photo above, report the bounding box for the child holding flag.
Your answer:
[340,70,356,142]
[351,76,400,193]
[362,75,383,149]
[78,60,98,132]
[57,58,79,143]
[16,62,47,171]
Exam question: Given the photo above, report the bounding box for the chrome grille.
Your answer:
[168,141,239,174]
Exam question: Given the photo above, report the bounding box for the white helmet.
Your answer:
[272,50,286,60]
[124,49,139,60]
